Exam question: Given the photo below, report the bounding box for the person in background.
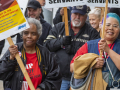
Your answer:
[88,8,101,32]
[53,6,91,25]
[16,0,52,45]
[53,7,71,25]
[1,18,62,90]
[36,0,45,19]
[70,13,120,90]
[44,5,100,90]
[25,0,45,19]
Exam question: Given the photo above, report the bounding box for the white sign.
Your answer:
[45,0,86,8]
[17,0,29,14]
[45,0,120,8]
[86,0,120,7]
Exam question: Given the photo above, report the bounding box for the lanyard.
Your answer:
[103,43,120,88]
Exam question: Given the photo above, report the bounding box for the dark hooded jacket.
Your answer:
[0,40,5,55]
[0,42,62,90]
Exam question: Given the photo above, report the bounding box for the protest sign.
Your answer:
[45,0,120,8]
[0,0,29,41]
[45,0,86,8]
[0,0,35,90]
[87,0,120,7]
[17,0,29,14]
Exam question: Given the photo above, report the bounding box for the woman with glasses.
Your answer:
[70,13,120,90]
[0,18,62,90]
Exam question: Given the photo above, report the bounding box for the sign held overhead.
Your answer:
[87,0,120,7]
[45,0,86,8]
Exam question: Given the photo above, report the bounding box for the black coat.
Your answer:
[0,40,5,55]
[44,22,100,80]
[0,43,62,90]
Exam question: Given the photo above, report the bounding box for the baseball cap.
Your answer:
[71,5,87,15]
[27,0,41,10]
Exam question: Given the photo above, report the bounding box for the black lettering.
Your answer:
[99,0,102,3]
[92,0,94,3]
[103,0,105,3]
[95,0,98,3]
[49,0,52,4]
[115,0,118,4]
[87,0,91,3]
[66,0,70,2]
[54,0,57,3]
[108,0,111,3]
[62,0,65,2]
[57,0,61,3]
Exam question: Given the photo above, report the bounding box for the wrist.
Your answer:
[10,55,15,60]
[105,47,110,54]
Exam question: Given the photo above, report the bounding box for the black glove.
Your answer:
[65,45,75,54]
[62,36,71,45]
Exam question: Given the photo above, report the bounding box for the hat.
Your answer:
[71,5,87,15]
[27,0,41,9]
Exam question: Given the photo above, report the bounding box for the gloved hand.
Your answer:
[65,45,75,54]
[62,36,71,45]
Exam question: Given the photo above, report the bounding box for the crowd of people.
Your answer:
[0,0,120,90]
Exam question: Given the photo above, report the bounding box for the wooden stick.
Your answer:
[100,7,105,22]
[62,15,65,22]
[64,7,69,36]
[7,37,35,90]
[100,0,108,58]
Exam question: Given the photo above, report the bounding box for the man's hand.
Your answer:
[9,45,18,60]
[93,58,104,69]
[62,36,71,45]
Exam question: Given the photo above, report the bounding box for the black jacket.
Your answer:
[38,16,52,45]
[53,8,71,25]
[0,40,5,55]
[0,43,62,90]
[15,16,52,45]
[44,22,100,80]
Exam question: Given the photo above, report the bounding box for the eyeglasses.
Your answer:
[105,24,119,30]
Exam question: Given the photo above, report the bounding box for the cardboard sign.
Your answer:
[86,0,120,7]
[17,0,29,14]
[0,0,29,41]
[45,0,86,8]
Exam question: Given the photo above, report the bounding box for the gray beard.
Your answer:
[72,20,81,27]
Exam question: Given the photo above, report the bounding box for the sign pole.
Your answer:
[100,0,108,57]
[63,7,69,36]
[7,37,35,90]
[63,7,71,90]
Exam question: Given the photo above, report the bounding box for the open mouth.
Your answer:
[106,31,114,35]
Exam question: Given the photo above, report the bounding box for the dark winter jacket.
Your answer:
[0,40,5,55]
[44,22,100,80]
[0,42,62,90]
